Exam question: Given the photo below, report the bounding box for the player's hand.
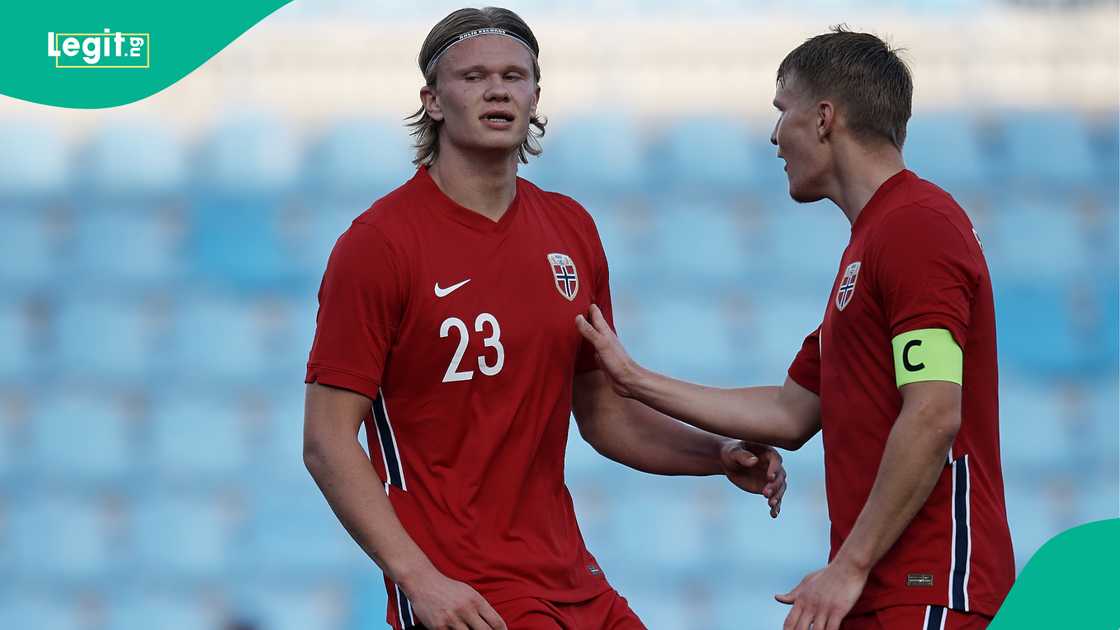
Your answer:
[575,304,641,398]
[403,567,507,630]
[775,559,868,630]
[719,440,787,517]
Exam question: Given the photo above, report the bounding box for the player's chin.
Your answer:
[787,180,826,204]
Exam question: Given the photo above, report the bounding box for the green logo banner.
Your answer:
[990,518,1119,629]
[1,0,291,108]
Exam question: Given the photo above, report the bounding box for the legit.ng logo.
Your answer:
[47,29,150,68]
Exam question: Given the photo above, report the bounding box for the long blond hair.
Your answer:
[407,7,547,166]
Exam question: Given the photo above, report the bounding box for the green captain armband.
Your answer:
[892,328,963,387]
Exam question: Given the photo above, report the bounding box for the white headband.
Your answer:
[424,27,536,77]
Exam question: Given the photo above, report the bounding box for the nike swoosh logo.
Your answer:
[434,279,471,298]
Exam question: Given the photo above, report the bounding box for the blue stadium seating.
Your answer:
[107,592,214,630]
[27,393,131,483]
[2,108,1116,630]
[905,112,986,187]
[7,497,112,580]
[648,117,760,193]
[0,592,81,630]
[0,124,68,199]
[518,114,646,195]
[53,297,159,381]
[77,122,186,198]
[304,118,417,200]
[70,206,185,287]
[997,111,1096,186]
[0,301,32,381]
[0,209,56,290]
[148,392,250,482]
[131,494,233,579]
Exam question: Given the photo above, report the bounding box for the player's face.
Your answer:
[770,76,830,203]
[425,35,540,159]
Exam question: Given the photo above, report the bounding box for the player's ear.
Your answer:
[816,100,835,141]
[531,85,540,118]
[421,85,444,122]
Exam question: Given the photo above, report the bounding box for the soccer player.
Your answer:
[302,7,787,630]
[576,27,1015,630]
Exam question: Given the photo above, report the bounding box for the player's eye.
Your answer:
[464,73,482,81]
[504,72,523,81]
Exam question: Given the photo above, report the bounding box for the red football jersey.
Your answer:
[305,167,615,628]
[788,170,1015,617]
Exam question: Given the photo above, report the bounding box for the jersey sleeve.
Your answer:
[869,206,979,348]
[575,211,616,374]
[305,221,405,400]
[788,326,822,395]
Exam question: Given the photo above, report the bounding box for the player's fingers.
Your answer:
[475,598,507,630]
[774,586,797,605]
[589,304,611,332]
[781,601,803,630]
[733,447,759,468]
[824,608,843,630]
[574,314,599,341]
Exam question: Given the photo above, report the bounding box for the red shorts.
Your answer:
[843,605,992,630]
[496,589,646,630]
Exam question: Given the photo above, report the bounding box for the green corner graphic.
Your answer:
[990,518,1120,629]
[1,0,291,108]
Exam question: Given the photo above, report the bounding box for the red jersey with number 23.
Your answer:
[788,170,1015,618]
[305,166,615,628]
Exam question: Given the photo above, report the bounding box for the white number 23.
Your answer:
[439,313,505,383]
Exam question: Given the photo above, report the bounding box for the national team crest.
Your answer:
[835,261,861,311]
[547,252,579,301]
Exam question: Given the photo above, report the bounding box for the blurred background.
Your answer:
[0,0,1117,628]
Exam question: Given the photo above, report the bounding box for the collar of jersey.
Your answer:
[416,165,523,234]
[850,168,915,234]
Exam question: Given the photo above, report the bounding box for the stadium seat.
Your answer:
[171,295,271,382]
[107,592,216,630]
[649,199,754,285]
[236,583,349,630]
[148,392,250,481]
[70,207,184,286]
[0,593,81,630]
[636,298,736,380]
[904,112,986,187]
[304,118,417,199]
[647,116,758,193]
[998,111,1095,186]
[8,497,111,579]
[77,122,186,197]
[997,379,1077,471]
[27,392,131,482]
[195,114,300,195]
[132,494,234,578]
[0,301,33,381]
[759,195,847,291]
[54,297,159,381]
[519,114,645,196]
[0,210,56,289]
[239,481,360,575]
[0,123,68,199]
[188,196,299,289]
[985,194,1088,281]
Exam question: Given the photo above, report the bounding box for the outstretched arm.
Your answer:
[576,304,822,450]
[573,369,787,517]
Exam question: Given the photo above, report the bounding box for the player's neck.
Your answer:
[830,141,906,226]
[428,146,519,222]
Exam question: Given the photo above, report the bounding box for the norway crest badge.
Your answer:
[835,261,861,311]
[547,252,579,301]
